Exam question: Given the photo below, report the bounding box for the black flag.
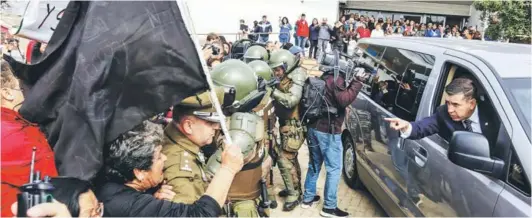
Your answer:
[5,1,208,180]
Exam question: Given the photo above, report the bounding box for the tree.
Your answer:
[474,0,531,43]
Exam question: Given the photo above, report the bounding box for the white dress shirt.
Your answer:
[400,106,482,138]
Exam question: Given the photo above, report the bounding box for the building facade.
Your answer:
[340,1,479,29]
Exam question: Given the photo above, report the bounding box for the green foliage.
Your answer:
[474,0,531,43]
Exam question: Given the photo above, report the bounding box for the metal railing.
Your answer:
[196,31,291,43]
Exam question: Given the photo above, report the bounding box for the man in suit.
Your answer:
[385,77,497,145]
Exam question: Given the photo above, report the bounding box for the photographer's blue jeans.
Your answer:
[303,127,343,209]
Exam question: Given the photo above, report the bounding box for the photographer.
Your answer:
[202,33,224,68]
[302,57,367,217]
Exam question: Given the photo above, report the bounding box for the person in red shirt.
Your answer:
[295,13,309,57]
[1,60,58,217]
[356,23,371,40]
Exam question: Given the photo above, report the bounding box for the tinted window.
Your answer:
[503,78,531,140]
[508,149,531,195]
[356,44,435,121]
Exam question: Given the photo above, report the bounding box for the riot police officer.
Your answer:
[243,45,270,63]
[248,60,278,209]
[268,49,307,211]
[205,59,270,217]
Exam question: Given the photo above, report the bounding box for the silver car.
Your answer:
[342,38,531,217]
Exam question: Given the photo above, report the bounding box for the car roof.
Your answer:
[359,37,532,79]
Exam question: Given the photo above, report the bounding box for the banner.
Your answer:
[5,1,209,180]
[10,0,68,43]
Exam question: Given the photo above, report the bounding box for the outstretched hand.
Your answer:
[384,117,410,132]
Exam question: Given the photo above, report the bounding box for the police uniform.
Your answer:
[202,60,272,217]
[269,49,308,211]
[162,89,223,204]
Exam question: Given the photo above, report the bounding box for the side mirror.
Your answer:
[448,131,504,178]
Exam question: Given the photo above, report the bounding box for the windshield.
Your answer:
[503,78,531,140]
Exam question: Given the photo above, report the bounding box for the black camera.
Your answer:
[17,147,55,217]
[211,45,220,56]
[319,51,376,85]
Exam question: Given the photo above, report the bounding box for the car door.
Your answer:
[403,54,506,216]
[352,43,436,217]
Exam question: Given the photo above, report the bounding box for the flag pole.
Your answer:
[176,0,232,145]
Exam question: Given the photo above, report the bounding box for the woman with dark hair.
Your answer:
[50,177,103,217]
[278,16,292,45]
[218,36,231,56]
[308,18,319,59]
[331,21,347,53]
[97,121,243,217]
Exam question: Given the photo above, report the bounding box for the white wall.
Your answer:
[185,0,339,43]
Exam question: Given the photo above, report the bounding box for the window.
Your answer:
[503,78,531,140]
[426,15,446,26]
[508,149,531,195]
[380,47,435,121]
[356,43,435,122]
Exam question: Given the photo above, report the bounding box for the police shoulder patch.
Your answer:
[180,151,194,172]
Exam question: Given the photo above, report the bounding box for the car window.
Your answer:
[355,43,435,122]
[508,148,531,195]
[503,78,531,141]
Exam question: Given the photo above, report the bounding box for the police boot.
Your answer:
[282,196,301,212]
[270,200,278,209]
[268,187,278,209]
[278,189,289,197]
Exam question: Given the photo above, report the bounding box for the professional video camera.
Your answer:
[17,147,55,217]
[318,51,376,87]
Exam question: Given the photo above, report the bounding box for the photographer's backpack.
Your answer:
[300,74,338,125]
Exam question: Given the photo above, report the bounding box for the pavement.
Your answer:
[267,57,386,217]
[269,143,386,217]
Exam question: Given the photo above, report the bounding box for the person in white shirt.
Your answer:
[370,23,385,37]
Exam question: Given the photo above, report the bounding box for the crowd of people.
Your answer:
[1,9,495,218]
[2,24,370,217]
[238,13,484,61]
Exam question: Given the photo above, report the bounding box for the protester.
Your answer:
[1,60,58,217]
[415,23,427,37]
[249,20,260,42]
[279,17,292,45]
[239,19,249,39]
[50,177,103,217]
[331,22,346,53]
[317,17,332,61]
[370,23,385,37]
[390,27,403,37]
[97,120,244,217]
[356,23,371,40]
[258,15,273,43]
[11,201,72,218]
[295,13,309,56]
[308,18,320,59]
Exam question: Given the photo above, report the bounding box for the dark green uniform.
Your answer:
[162,89,225,204]
[269,49,308,212]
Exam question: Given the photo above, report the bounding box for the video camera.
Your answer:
[318,51,376,86]
[17,147,55,217]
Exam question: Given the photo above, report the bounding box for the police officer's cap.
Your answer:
[175,87,225,123]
